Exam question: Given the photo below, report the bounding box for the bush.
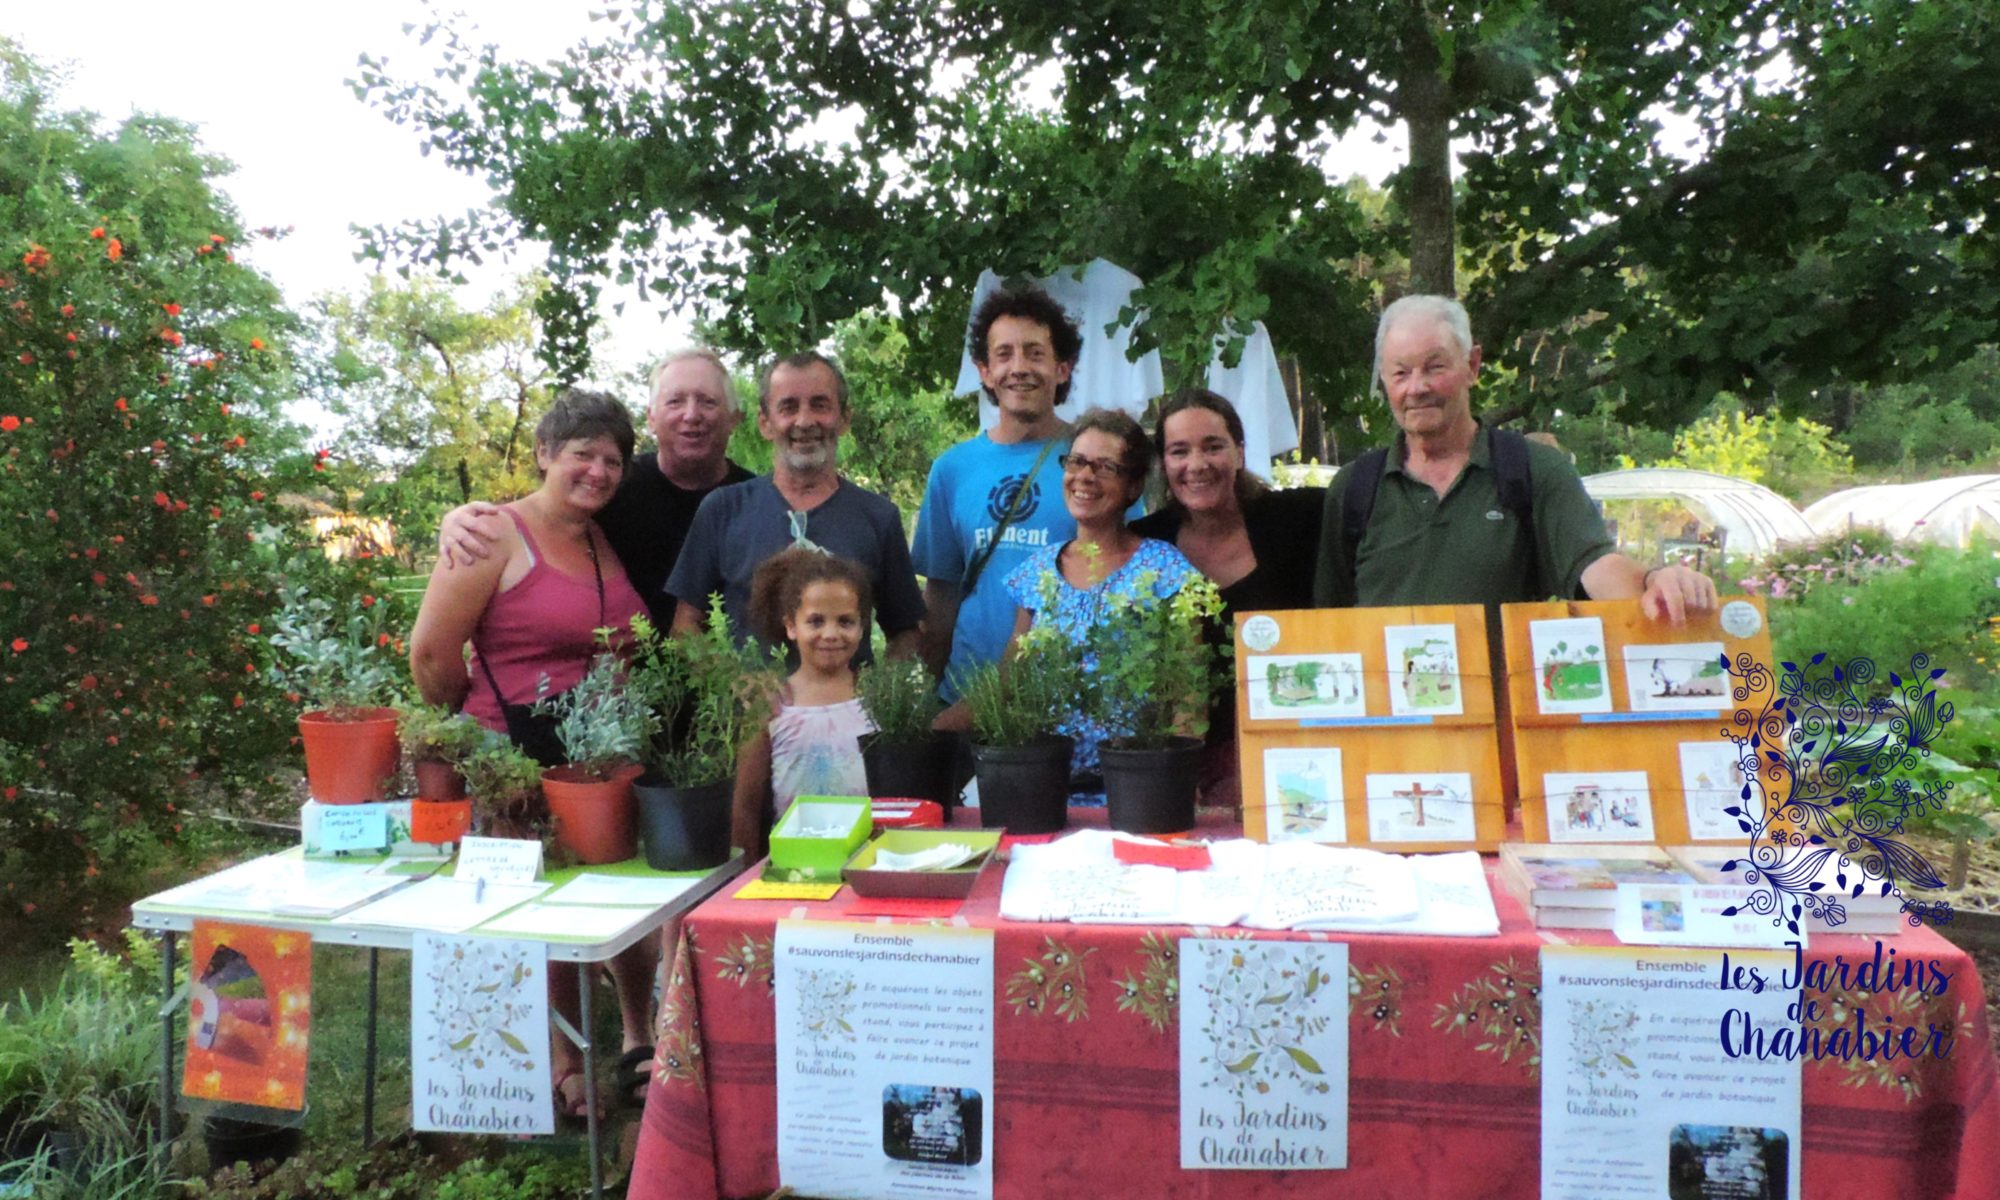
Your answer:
[0,49,389,913]
[1769,543,2000,688]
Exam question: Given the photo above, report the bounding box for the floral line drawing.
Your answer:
[422,940,539,1075]
[1715,652,1955,933]
[1007,936,1096,1021]
[1568,998,1641,1081]
[1433,957,1541,1078]
[794,968,858,1043]
[714,932,776,991]
[1190,940,1339,1100]
[1349,962,1405,1037]
[1114,931,1181,1031]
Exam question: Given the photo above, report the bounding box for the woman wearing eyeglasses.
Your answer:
[998,407,1200,797]
[1130,388,1327,808]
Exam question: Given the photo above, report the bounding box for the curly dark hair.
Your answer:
[1152,388,1270,514]
[968,286,1082,407]
[533,387,636,470]
[747,546,874,647]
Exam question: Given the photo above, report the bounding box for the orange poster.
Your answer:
[182,920,312,1110]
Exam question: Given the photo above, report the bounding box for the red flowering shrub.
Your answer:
[0,57,387,912]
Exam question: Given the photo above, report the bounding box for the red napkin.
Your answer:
[842,897,965,919]
[1112,838,1212,870]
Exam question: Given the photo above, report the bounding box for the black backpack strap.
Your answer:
[1337,447,1391,601]
[1487,425,1534,524]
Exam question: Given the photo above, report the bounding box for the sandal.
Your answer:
[552,1066,591,1120]
[614,1045,656,1109]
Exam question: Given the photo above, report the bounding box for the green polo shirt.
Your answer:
[1312,423,1614,608]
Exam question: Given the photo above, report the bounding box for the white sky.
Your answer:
[3,1,1411,417]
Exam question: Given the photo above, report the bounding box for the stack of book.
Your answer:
[1497,843,1696,929]
[1664,846,1910,936]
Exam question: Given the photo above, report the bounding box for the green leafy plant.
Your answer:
[627,604,781,787]
[266,588,403,719]
[184,1135,442,1200]
[396,703,488,764]
[855,658,944,745]
[458,741,546,836]
[532,632,656,779]
[959,624,1084,749]
[1080,571,1224,749]
[1770,542,2000,687]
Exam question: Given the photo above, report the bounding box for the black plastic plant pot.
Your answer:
[858,733,960,811]
[634,775,734,872]
[970,736,1074,835]
[1100,736,1205,835]
[201,1115,302,1173]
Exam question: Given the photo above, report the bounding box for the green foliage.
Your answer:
[534,638,657,779]
[0,1144,180,1200]
[959,621,1084,748]
[1632,400,1852,497]
[305,273,555,555]
[856,658,945,744]
[0,45,367,909]
[459,739,545,833]
[1735,528,1911,602]
[1769,544,2000,688]
[1082,571,1224,748]
[0,934,161,1162]
[397,703,488,763]
[627,605,782,787]
[1839,346,2000,473]
[266,587,404,719]
[428,1148,594,1200]
[832,310,977,515]
[186,1135,442,1200]
[1890,701,2000,844]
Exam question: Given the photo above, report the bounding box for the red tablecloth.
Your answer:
[628,833,2000,1199]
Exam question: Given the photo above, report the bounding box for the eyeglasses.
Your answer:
[1059,453,1131,480]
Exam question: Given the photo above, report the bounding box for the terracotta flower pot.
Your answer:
[412,758,467,803]
[542,763,641,864]
[298,709,401,804]
[411,798,473,845]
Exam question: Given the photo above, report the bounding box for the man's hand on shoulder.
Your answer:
[1641,564,1718,627]
[437,501,505,569]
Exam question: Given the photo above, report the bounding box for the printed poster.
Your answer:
[1263,746,1346,842]
[1246,654,1366,721]
[411,935,553,1135]
[1530,617,1613,715]
[1385,624,1465,717]
[1180,938,1347,1169]
[1623,644,1730,713]
[183,920,312,1110]
[775,921,995,1200]
[1364,772,1476,842]
[1543,771,1656,843]
[1678,741,1750,841]
[1541,946,1799,1200]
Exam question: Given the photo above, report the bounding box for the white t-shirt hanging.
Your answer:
[1204,320,1300,481]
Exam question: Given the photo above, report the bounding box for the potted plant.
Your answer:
[459,741,547,843]
[627,606,780,871]
[1083,573,1224,834]
[854,659,957,809]
[536,643,656,864]
[398,704,487,846]
[960,624,1082,835]
[268,588,403,804]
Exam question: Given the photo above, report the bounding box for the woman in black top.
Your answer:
[1132,389,1325,808]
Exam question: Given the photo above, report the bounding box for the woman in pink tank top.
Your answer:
[408,388,654,1119]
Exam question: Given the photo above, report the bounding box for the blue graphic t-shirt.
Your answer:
[911,433,1078,701]
[1004,538,1199,781]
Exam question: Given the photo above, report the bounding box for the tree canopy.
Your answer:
[357,0,2000,435]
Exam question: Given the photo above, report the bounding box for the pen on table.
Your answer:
[473,875,485,904]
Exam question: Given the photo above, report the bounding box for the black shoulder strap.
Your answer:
[1487,426,1534,524]
[1339,447,1392,592]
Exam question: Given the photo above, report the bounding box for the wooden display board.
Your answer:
[1234,605,1507,852]
[1500,597,1775,846]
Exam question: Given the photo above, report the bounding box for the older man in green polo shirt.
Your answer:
[1313,294,1715,620]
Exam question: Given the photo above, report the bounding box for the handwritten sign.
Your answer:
[316,808,388,854]
[455,836,542,887]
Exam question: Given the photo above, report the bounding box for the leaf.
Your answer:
[1615,1053,1635,1069]
[1721,860,1738,872]
[497,1029,529,1054]
[1282,1045,1325,1074]
[1931,668,1947,680]
[449,1033,477,1051]
[1724,806,1742,817]
[1891,673,1902,687]
[1721,905,1739,916]
[1258,992,1292,1006]
[1224,1051,1261,1074]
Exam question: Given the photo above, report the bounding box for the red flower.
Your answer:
[249,490,265,501]
[105,238,122,262]
[360,595,376,608]
[138,595,158,606]
[210,234,226,244]
[377,634,392,647]
[249,337,265,351]
[8,638,24,653]
[17,353,32,365]
[114,398,128,412]
[153,491,170,508]
[160,328,182,347]
[80,675,97,690]
[0,416,18,432]
[90,227,105,240]
[60,304,74,317]
[162,302,181,316]
[246,623,260,634]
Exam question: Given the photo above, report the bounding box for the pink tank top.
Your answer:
[462,508,647,733]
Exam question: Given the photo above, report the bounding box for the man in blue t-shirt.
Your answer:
[912,288,1085,700]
